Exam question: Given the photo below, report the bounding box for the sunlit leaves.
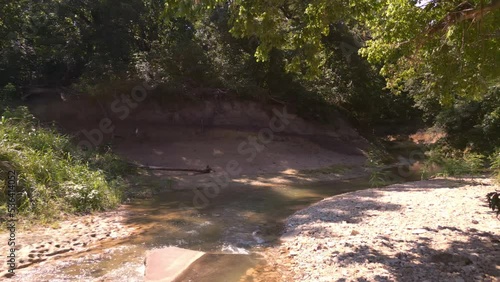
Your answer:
[166,0,349,77]
[361,0,500,103]
[167,0,500,102]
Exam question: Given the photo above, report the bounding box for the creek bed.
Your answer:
[12,166,421,281]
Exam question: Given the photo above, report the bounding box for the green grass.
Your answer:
[0,106,134,222]
[366,145,491,187]
[422,146,486,178]
[489,149,500,184]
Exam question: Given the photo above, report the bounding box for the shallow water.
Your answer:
[16,164,422,281]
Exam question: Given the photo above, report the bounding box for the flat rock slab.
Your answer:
[173,253,257,282]
[145,247,205,282]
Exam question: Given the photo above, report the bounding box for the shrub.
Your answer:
[0,83,17,107]
[0,107,129,220]
[489,149,500,184]
[365,149,392,187]
[422,146,485,178]
[435,86,500,153]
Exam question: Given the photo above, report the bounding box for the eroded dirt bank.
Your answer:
[258,178,500,282]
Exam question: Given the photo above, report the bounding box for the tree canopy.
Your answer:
[167,0,500,103]
[1,0,499,148]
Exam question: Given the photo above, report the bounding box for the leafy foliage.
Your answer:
[0,0,151,88]
[0,0,423,127]
[422,145,485,178]
[433,86,500,153]
[365,149,393,187]
[168,0,500,103]
[490,149,500,184]
[0,107,131,220]
[360,0,500,103]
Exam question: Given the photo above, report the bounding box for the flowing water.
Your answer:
[15,165,422,281]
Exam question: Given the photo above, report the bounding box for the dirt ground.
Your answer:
[113,126,368,194]
[113,127,366,175]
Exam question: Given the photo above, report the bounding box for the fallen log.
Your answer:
[128,163,213,173]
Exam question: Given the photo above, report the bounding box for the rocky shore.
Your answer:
[0,207,141,279]
[261,178,499,282]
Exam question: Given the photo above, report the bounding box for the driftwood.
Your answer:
[128,163,213,174]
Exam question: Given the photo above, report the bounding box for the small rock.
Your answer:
[246,268,255,276]
[387,259,401,266]
[412,228,428,234]
[471,219,479,224]
[351,230,360,236]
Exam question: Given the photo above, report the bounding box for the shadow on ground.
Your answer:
[281,178,499,282]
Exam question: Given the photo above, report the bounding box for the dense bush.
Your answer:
[490,149,500,184]
[422,145,486,178]
[0,107,132,221]
[428,86,500,154]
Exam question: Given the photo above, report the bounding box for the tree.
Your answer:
[0,0,150,89]
[166,0,500,103]
[359,0,500,104]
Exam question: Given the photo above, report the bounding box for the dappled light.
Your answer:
[276,178,499,281]
[1,0,498,280]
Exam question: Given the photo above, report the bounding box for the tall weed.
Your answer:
[0,107,129,220]
[422,146,485,178]
[489,149,500,184]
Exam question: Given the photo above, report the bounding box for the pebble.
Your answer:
[264,178,498,282]
[411,228,428,234]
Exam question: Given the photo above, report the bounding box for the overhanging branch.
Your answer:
[427,0,500,34]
